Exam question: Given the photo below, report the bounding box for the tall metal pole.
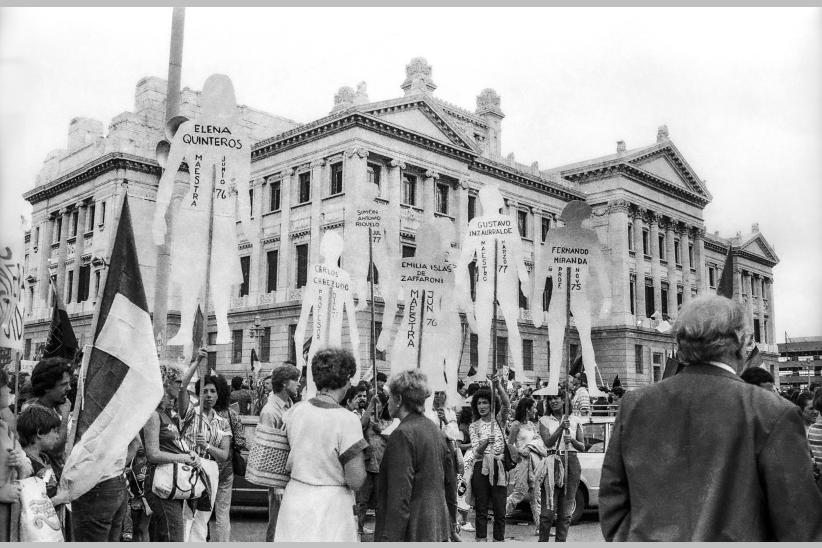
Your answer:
[368,228,377,394]
[489,240,499,443]
[153,7,186,355]
[197,164,216,437]
[563,266,572,486]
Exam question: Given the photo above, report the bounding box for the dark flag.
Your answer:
[662,356,680,379]
[59,196,163,500]
[716,246,735,299]
[250,347,259,373]
[742,345,763,371]
[43,278,78,360]
[569,354,583,378]
[191,304,204,360]
[612,375,622,389]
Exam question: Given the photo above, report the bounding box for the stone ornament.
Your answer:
[531,200,612,397]
[152,74,254,357]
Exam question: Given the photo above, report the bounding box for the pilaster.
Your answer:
[692,227,705,295]
[607,199,631,324]
[278,168,295,290]
[71,203,87,303]
[680,225,691,303]
[455,180,469,248]
[56,207,71,303]
[647,212,662,317]
[665,221,677,317]
[633,207,646,318]
[423,169,439,221]
[39,216,54,301]
[309,158,326,265]
[388,159,405,210]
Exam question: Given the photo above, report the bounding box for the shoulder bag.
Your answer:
[228,410,247,477]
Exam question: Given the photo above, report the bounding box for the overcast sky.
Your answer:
[1,7,820,339]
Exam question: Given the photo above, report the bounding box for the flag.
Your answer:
[42,278,78,360]
[250,348,258,372]
[716,246,734,299]
[190,304,204,361]
[612,375,621,389]
[742,345,763,371]
[0,230,26,351]
[569,354,583,378]
[60,196,163,500]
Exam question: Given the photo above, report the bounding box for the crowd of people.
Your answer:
[0,296,821,541]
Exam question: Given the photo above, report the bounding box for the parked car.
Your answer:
[571,412,616,523]
[232,415,269,507]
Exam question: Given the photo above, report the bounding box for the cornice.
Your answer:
[561,163,710,209]
[629,144,710,200]
[470,158,585,202]
[24,152,162,205]
[703,238,778,268]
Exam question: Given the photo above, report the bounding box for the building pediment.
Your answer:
[360,97,480,153]
[740,233,779,265]
[626,142,712,201]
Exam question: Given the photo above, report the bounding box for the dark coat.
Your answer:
[599,363,822,541]
[374,412,457,542]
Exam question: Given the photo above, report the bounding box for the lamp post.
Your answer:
[248,314,266,385]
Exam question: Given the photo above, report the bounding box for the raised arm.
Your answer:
[177,349,206,418]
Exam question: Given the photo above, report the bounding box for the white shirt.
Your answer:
[539,414,584,453]
[708,361,738,375]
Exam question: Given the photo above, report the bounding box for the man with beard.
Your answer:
[259,364,301,541]
[26,358,73,475]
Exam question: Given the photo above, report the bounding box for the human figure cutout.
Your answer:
[531,200,611,398]
[152,74,254,358]
[455,184,529,381]
[378,219,462,409]
[342,170,400,321]
[294,231,361,398]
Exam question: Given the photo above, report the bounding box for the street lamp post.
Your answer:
[248,314,266,386]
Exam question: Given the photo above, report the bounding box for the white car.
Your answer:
[571,413,616,523]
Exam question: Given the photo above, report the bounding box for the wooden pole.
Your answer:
[489,240,499,444]
[563,266,572,488]
[416,290,426,370]
[369,227,377,393]
[198,164,217,437]
[12,351,20,418]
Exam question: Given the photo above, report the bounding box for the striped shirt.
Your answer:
[808,421,822,466]
[469,408,509,457]
[572,387,591,417]
[181,403,232,459]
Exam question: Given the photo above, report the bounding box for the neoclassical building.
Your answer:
[20,58,779,388]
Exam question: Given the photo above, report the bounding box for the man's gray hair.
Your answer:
[674,295,749,364]
[387,369,431,414]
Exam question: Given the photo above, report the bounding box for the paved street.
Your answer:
[229,506,604,542]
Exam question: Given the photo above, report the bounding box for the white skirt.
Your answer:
[274,480,358,542]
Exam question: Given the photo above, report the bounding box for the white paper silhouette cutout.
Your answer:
[152,74,254,355]
[377,218,462,408]
[531,200,611,398]
[343,178,400,320]
[294,231,361,398]
[455,185,529,381]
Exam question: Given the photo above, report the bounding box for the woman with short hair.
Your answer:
[506,396,548,533]
[274,348,368,542]
[374,370,458,541]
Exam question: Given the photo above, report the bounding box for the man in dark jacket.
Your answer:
[599,295,822,541]
[375,369,458,541]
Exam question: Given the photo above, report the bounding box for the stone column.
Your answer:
[648,212,662,318]
[692,228,705,295]
[388,159,404,210]
[278,168,295,291]
[345,147,369,199]
[71,203,87,303]
[38,215,55,301]
[665,221,677,317]
[455,181,469,247]
[607,199,631,324]
[765,279,776,343]
[56,207,71,303]
[680,225,691,303]
[249,177,265,298]
[633,207,646,318]
[423,170,439,220]
[735,268,743,302]
[309,159,326,265]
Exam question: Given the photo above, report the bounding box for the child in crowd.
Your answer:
[17,406,66,506]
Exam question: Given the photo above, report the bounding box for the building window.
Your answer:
[330,162,343,195]
[94,271,101,298]
[542,277,552,313]
[232,330,243,363]
[70,210,78,237]
[78,264,91,302]
[652,352,662,382]
[658,234,666,261]
[642,229,650,256]
[496,336,508,369]
[468,195,477,222]
[629,274,636,315]
[470,333,478,370]
[269,180,281,211]
[402,245,415,258]
[34,227,40,248]
[66,271,74,303]
[24,339,32,360]
[645,279,654,318]
[688,243,694,268]
[517,210,528,238]
[569,344,579,364]
[239,256,250,297]
[436,183,449,214]
[468,261,477,301]
[208,332,218,345]
[627,223,634,251]
[249,188,254,216]
[54,217,62,243]
[206,351,217,369]
[674,239,681,265]
[708,266,716,288]
[753,318,761,343]
[661,282,669,316]
[296,244,308,288]
[298,172,311,204]
[261,326,271,362]
[542,217,551,242]
[677,285,684,308]
[99,202,106,227]
[402,174,417,206]
[523,339,533,371]
[367,163,381,193]
[519,283,528,309]
[266,250,278,293]
[635,345,644,374]
[288,324,297,364]
[86,204,95,231]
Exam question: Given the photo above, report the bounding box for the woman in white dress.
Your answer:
[274,348,368,542]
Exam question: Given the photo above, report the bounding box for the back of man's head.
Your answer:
[31,358,72,398]
[674,296,748,366]
[740,367,774,387]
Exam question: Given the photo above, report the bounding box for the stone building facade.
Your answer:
[20,58,778,388]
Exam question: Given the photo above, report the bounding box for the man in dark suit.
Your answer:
[599,295,822,541]
[374,369,458,542]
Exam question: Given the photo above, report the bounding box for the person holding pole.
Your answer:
[467,376,511,542]
[0,367,32,541]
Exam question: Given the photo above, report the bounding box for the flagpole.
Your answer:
[198,164,217,436]
[563,265,572,492]
[12,351,20,418]
[489,240,499,446]
[368,228,378,393]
